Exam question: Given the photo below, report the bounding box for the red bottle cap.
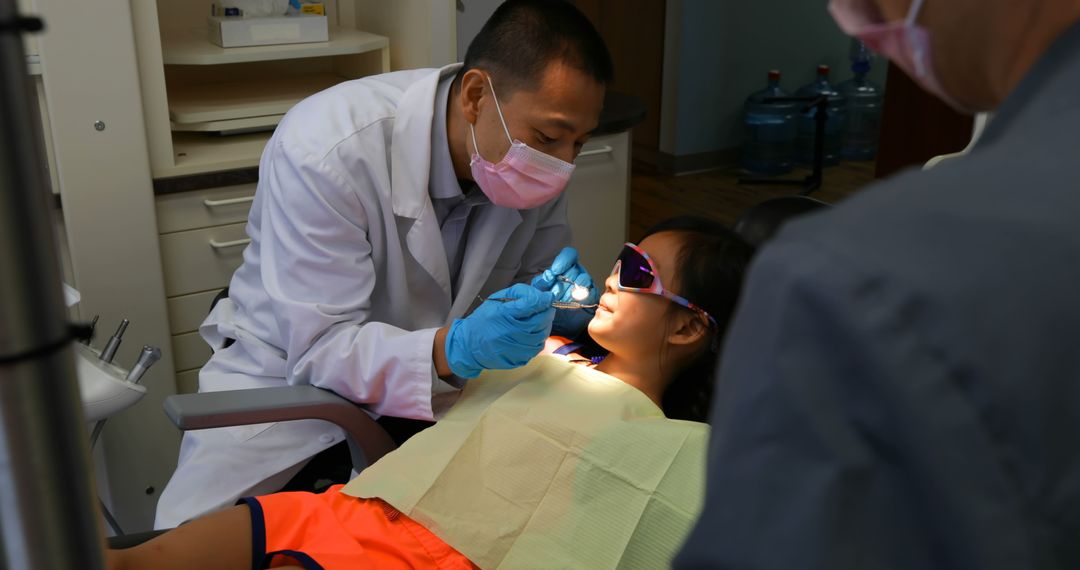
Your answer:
[768,70,781,81]
[817,64,830,76]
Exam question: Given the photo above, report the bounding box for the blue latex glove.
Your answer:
[445,283,555,378]
[531,247,600,338]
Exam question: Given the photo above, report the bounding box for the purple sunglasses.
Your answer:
[611,243,718,329]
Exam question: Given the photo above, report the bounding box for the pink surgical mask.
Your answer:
[829,0,965,111]
[469,76,575,209]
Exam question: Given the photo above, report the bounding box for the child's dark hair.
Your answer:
[643,216,753,422]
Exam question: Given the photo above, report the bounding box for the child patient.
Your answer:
[109,216,752,570]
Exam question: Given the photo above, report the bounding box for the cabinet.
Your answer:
[144,2,390,178]
[156,184,256,386]
[138,0,457,179]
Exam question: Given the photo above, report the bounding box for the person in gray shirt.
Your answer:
[676,1,1080,568]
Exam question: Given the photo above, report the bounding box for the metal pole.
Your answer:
[0,0,106,567]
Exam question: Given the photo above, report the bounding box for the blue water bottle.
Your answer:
[794,65,847,166]
[740,70,798,175]
[838,39,885,160]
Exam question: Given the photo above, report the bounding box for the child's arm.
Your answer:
[108,505,252,570]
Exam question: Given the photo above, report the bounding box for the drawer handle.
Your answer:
[203,195,255,208]
[208,238,251,250]
[577,145,614,159]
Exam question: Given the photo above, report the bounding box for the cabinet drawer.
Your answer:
[172,332,212,373]
[166,290,221,335]
[156,183,256,234]
[175,368,201,395]
[160,222,248,297]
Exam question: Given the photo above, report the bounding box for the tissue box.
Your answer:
[208,14,328,48]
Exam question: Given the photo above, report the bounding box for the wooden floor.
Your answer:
[628,161,879,241]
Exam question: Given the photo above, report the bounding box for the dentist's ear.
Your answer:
[459,69,488,125]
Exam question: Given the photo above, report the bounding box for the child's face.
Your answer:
[587,232,684,358]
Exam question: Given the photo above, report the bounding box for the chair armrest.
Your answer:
[164,386,396,472]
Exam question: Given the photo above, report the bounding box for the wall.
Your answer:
[356,0,458,69]
[661,0,888,157]
[456,0,503,61]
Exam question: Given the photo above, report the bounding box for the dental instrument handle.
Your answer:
[483,296,598,309]
[125,345,162,383]
[99,319,129,363]
[551,301,599,309]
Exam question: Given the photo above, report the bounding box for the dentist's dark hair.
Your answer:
[460,0,613,94]
[642,216,753,423]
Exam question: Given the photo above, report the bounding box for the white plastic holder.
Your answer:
[75,343,147,423]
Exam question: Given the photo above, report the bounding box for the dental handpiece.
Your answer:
[99,319,129,363]
[126,345,162,383]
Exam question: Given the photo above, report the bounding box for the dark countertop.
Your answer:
[593,90,648,136]
[153,166,260,196]
[154,91,647,195]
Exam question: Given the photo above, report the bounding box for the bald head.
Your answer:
[870,0,1080,110]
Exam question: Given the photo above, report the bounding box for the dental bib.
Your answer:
[343,355,708,569]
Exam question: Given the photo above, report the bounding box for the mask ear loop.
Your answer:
[905,0,926,25]
[468,123,482,165]
[904,0,930,77]
[484,75,514,145]
[468,74,515,164]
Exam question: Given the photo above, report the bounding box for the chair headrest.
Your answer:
[734,196,830,249]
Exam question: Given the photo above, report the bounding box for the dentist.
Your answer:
[156,0,611,528]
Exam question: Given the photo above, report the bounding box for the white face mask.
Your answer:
[468,75,576,209]
[829,0,968,112]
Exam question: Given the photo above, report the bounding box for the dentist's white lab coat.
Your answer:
[155,64,571,528]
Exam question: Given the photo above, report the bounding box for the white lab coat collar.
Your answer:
[389,63,522,311]
[430,73,466,202]
[391,63,462,219]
